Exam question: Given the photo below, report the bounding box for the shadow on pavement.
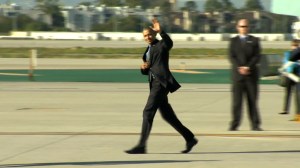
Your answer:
[0,160,220,167]
[191,150,300,155]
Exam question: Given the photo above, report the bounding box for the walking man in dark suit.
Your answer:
[228,18,263,131]
[125,18,197,154]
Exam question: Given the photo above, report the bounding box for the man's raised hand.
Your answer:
[150,18,161,33]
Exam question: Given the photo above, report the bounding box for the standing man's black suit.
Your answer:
[228,19,262,131]
[288,47,300,121]
[125,19,197,154]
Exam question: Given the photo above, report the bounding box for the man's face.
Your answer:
[237,19,249,35]
[143,29,156,44]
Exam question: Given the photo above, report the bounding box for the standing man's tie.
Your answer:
[241,36,247,46]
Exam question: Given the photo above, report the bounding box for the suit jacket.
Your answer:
[289,47,300,75]
[141,31,181,93]
[229,35,261,81]
[289,47,300,62]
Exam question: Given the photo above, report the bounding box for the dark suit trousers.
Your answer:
[283,79,294,112]
[295,83,300,114]
[137,78,194,147]
[231,78,261,129]
[285,79,300,114]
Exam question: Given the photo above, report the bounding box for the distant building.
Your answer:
[0,3,52,29]
[61,5,106,32]
[61,4,160,32]
[21,9,52,25]
[0,3,20,17]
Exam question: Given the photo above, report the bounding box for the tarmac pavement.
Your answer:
[0,58,229,70]
[0,82,299,168]
[0,58,299,168]
[0,40,291,49]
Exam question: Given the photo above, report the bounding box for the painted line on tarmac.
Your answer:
[0,72,41,76]
[0,72,29,76]
[0,132,299,138]
[171,69,212,74]
[260,76,279,80]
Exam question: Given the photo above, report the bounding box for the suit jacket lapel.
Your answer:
[149,45,153,65]
[142,48,148,62]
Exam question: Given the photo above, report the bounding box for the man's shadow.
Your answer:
[182,150,300,155]
[0,160,219,168]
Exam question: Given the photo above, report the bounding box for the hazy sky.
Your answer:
[270,0,299,16]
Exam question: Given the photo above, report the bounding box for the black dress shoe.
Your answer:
[181,138,198,153]
[125,146,146,154]
[252,127,263,131]
[279,112,289,115]
[229,126,238,131]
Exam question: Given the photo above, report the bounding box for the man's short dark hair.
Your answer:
[143,28,157,36]
[291,39,299,47]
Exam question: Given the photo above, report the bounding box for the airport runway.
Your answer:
[0,82,299,168]
[0,54,298,167]
[0,39,290,49]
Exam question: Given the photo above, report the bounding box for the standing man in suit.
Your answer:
[125,18,197,154]
[288,41,300,121]
[228,19,263,131]
[279,40,299,115]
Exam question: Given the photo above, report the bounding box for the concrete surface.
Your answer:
[0,40,290,49]
[0,58,230,70]
[0,57,299,168]
[0,82,299,168]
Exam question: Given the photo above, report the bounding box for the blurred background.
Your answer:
[0,0,298,81]
[0,0,299,39]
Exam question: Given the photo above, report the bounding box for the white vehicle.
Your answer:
[292,21,300,40]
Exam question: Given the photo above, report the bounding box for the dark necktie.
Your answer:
[146,45,155,82]
[146,45,151,62]
[240,37,247,48]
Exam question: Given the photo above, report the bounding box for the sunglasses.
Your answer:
[239,25,248,28]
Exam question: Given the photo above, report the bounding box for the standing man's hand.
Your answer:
[150,18,161,33]
[238,66,250,75]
